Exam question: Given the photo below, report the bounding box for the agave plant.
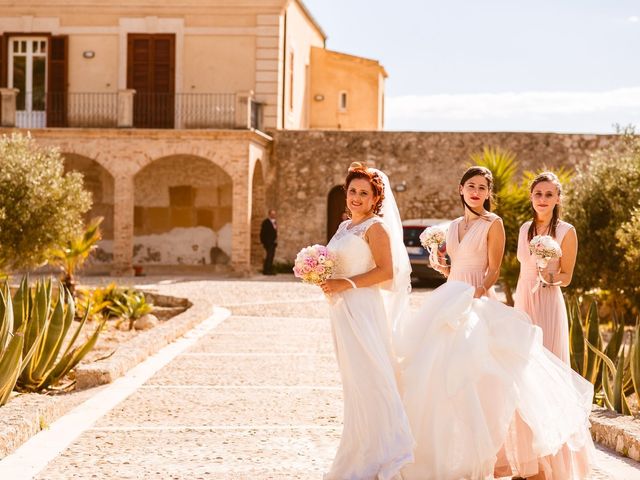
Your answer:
[0,279,48,405]
[568,293,640,414]
[0,283,25,405]
[109,290,153,330]
[15,277,105,392]
[50,217,103,296]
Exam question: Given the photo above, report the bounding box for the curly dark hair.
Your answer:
[344,162,385,216]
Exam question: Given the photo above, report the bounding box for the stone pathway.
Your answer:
[1,278,639,479]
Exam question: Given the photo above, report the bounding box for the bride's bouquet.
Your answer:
[293,244,337,285]
[529,235,562,292]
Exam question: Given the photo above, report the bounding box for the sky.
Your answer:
[303,0,640,133]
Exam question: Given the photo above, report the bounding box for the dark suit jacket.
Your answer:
[260,218,277,247]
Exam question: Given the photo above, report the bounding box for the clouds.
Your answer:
[629,16,639,23]
[386,87,640,132]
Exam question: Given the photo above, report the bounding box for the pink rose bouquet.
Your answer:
[293,244,337,285]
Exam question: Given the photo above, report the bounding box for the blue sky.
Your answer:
[304,0,640,133]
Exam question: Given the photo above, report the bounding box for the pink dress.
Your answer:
[514,220,574,364]
[446,213,500,298]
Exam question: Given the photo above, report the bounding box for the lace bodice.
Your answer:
[328,217,383,278]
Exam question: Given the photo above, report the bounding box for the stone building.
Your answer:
[0,0,387,275]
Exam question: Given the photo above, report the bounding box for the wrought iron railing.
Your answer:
[9,91,263,130]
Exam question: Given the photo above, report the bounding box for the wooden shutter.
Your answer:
[128,34,175,128]
[47,35,68,127]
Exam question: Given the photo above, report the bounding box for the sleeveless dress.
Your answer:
[514,220,574,363]
[324,217,414,480]
[446,215,500,299]
[397,214,594,480]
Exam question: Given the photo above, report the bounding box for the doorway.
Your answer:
[127,34,176,128]
[9,37,47,128]
[327,185,347,242]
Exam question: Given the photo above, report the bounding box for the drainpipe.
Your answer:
[281,9,287,129]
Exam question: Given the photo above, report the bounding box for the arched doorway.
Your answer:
[63,154,115,264]
[327,185,346,242]
[131,155,233,266]
[250,161,266,268]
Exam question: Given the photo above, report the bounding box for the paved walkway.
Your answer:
[1,278,639,479]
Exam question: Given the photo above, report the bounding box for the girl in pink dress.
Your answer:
[514,172,577,364]
[398,167,593,480]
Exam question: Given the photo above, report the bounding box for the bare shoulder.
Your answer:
[366,220,389,239]
[484,213,504,231]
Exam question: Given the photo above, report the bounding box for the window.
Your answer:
[9,37,48,127]
[339,91,348,111]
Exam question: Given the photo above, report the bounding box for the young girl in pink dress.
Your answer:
[514,172,577,363]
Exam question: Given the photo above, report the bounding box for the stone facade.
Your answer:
[5,127,271,275]
[268,130,621,262]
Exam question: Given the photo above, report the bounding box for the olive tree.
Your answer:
[564,129,640,315]
[0,133,91,271]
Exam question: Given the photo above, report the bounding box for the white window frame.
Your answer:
[9,36,48,128]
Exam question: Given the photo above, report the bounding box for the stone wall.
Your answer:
[268,130,620,262]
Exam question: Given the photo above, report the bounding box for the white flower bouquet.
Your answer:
[419,225,448,273]
[529,235,563,292]
[293,244,337,285]
[419,225,447,251]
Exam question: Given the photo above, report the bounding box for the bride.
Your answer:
[320,162,414,479]
[397,166,594,480]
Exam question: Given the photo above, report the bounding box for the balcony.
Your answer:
[0,89,264,131]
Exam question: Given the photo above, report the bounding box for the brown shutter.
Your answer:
[128,34,174,128]
[47,35,68,127]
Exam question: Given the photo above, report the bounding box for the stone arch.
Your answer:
[250,160,266,268]
[62,154,115,261]
[131,154,233,266]
[327,185,347,242]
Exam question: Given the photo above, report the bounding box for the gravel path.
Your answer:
[3,276,637,479]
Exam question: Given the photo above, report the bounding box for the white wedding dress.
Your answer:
[396,216,595,480]
[324,216,414,480]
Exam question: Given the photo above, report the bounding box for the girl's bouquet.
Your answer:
[293,244,337,285]
[529,235,562,292]
[419,225,447,252]
[420,225,448,271]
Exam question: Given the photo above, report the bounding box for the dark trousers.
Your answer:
[263,244,276,275]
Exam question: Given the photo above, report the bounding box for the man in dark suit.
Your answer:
[260,209,278,275]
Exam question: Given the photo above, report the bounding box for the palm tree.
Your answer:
[50,217,103,296]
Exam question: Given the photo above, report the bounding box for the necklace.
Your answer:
[534,221,551,236]
[462,216,479,231]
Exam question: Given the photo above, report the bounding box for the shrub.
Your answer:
[564,129,640,315]
[0,133,91,271]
